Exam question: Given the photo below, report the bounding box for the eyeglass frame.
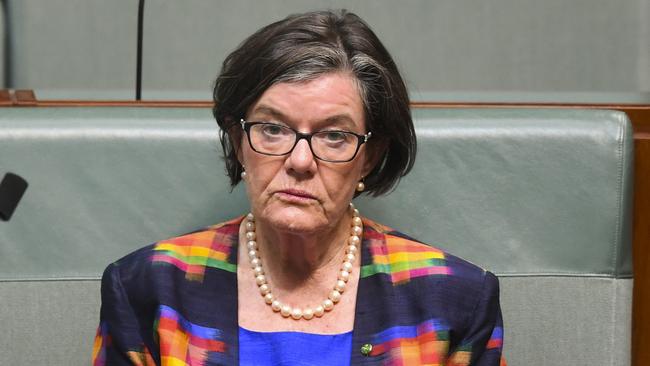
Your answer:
[240,119,372,163]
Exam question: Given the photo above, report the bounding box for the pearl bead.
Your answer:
[314,305,325,317]
[345,253,355,262]
[247,241,258,250]
[254,266,264,276]
[246,231,256,241]
[329,290,342,303]
[303,308,314,320]
[291,308,302,320]
[264,293,274,304]
[259,284,270,295]
[352,208,360,217]
[349,202,355,209]
[347,245,357,255]
[245,221,255,231]
[323,299,334,311]
[250,258,261,268]
[351,226,362,236]
[352,217,362,227]
[335,280,346,292]
[247,213,255,221]
[339,270,350,282]
[248,250,258,260]
[255,275,266,285]
[271,300,281,312]
[342,261,353,272]
[281,305,292,317]
[349,235,360,246]
[356,181,365,192]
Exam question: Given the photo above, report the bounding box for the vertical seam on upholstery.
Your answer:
[609,279,617,366]
[612,116,625,279]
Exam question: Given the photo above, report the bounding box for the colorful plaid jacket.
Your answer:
[92,217,505,365]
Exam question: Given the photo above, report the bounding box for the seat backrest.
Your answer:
[0,107,633,365]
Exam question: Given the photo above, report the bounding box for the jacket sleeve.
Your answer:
[446,271,506,366]
[92,263,156,366]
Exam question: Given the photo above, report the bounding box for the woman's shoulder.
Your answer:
[103,216,243,285]
[362,218,495,289]
[358,219,504,363]
[361,218,500,328]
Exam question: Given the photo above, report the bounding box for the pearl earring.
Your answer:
[356,180,365,192]
[241,170,247,179]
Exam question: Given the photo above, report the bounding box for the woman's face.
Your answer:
[240,73,374,234]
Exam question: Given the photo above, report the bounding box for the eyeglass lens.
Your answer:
[248,123,360,162]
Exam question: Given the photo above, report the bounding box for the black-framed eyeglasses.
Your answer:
[240,119,372,163]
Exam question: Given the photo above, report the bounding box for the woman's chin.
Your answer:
[259,205,329,235]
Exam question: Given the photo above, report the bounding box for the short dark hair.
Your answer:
[213,9,416,196]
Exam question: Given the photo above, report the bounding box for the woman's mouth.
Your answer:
[276,189,317,202]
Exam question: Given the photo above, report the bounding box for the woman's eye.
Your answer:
[262,125,285,136]
[323,131,346,142]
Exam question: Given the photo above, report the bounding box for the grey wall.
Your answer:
[0,2,5,88]
[5,0,650,101]
[7,0,138,99]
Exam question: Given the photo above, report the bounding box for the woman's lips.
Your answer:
[275,189,317,202]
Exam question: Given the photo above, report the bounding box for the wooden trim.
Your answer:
[14,90,37,106]
[0,90,647,110]
[22,99,650,110]
[0,90,11,106]
[633,136,650,366]
[0,89,38,106]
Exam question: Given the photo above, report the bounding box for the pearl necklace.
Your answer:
[244,203,362,320]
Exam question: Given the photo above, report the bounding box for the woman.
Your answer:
[93,10,505,366]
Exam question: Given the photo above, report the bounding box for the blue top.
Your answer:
[238,326,352,366]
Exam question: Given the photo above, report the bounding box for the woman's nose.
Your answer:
[286,139,316,173]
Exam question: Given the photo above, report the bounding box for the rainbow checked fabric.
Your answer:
[92,216,505,365]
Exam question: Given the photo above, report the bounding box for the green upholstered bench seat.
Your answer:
[0,107,633,365]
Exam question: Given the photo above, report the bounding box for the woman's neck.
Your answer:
[249,212,352,289]
[236,210,362,333]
